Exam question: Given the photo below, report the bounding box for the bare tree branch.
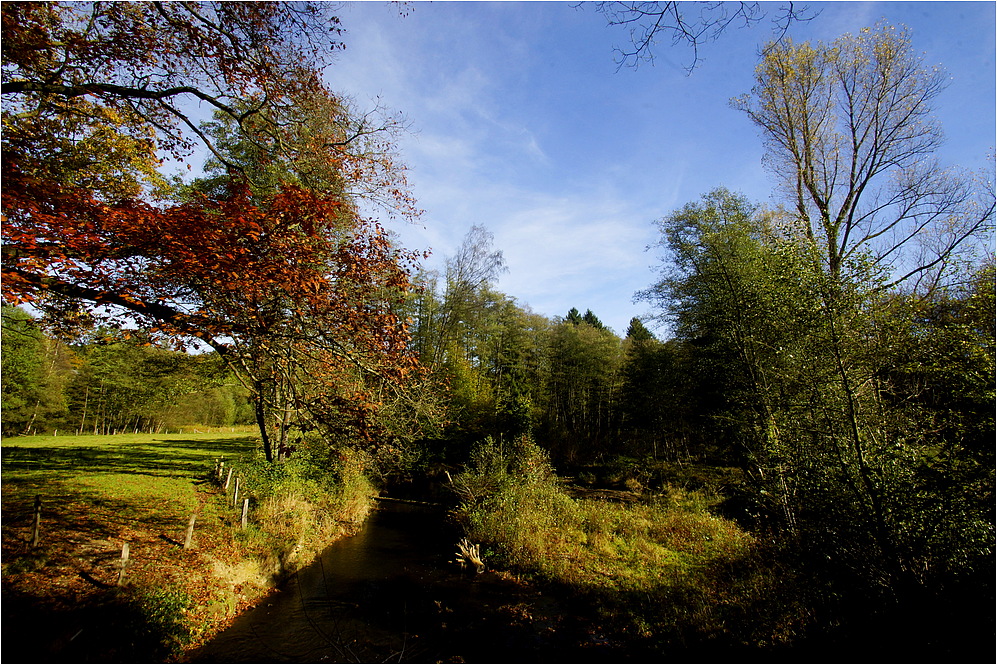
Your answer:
[591,1,818,71]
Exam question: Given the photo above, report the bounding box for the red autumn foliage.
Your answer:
[2,156,425,448]
[2,2,430,452]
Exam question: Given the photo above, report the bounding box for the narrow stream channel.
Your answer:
[189,501,617,663]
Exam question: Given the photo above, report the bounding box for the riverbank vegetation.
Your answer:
[2,3,993,662]
[0,431,374,660]
[451,437,808,655]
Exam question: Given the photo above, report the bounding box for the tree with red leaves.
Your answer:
[2,2,428,458]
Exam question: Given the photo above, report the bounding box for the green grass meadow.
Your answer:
[2,430,258,529]
[1,430,262,660]
[1,428,381,661]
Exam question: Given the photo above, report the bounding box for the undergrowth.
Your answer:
[234,436,375,581]
[452,436,807,652]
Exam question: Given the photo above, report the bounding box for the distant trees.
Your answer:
[542,311,623,462]
[618,318,699,461]
[1,307,253,437]
[407,226,545,448]
[1,305,71,435]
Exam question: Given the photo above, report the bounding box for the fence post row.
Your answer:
[23,456,251,587]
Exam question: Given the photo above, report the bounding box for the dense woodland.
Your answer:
[2,2,994,657]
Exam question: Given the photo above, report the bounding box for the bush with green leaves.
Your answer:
[235,435,374,579]
[124,587,201,659]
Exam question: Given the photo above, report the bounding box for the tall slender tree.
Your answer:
[732,23,994,291]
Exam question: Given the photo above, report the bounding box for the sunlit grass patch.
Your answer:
[453,437,797,649]
[73,472,201,523]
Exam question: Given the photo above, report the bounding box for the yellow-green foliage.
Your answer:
[455,437,799,647]
[458,438,753,585]
[237,439,374,580]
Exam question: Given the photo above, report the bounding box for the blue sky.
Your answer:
[328,1,996,336]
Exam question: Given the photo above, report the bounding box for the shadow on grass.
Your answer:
[2,435,256,541]
[1,436,257,480]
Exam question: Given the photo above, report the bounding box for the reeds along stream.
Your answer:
[188,501,618,663]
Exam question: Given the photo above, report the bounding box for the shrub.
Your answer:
[234,435,374,580]
[453,436,580,573]
[125,587,200,659]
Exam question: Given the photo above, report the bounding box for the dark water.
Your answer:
[189,502,615,663]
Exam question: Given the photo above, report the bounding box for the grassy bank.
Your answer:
[1,430,373,661]
[451,437,806,655]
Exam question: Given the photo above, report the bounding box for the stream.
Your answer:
[188,501,622,663]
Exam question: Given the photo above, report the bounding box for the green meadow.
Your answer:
[2,430,257,527]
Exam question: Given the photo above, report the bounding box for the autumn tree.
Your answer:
[2,2,343,178]
[170,83,425,460]
[187,87,417,220]
[2,3,427,459]
[1,1,350,331]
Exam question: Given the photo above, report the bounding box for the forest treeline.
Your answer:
[2,307,256,436]
[1,269,702,466]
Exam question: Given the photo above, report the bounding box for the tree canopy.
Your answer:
[732,24,994,290]
[1,2,424,454]
[2,2,342,170]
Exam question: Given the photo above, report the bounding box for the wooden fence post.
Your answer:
[117,542,130,586]
[30,495,41,547]
[183,514,197,549]
[232,476,240,508]
[224,467,233,490]
[241,498,249,529]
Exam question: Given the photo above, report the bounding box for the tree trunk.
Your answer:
[254,384,274,463]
